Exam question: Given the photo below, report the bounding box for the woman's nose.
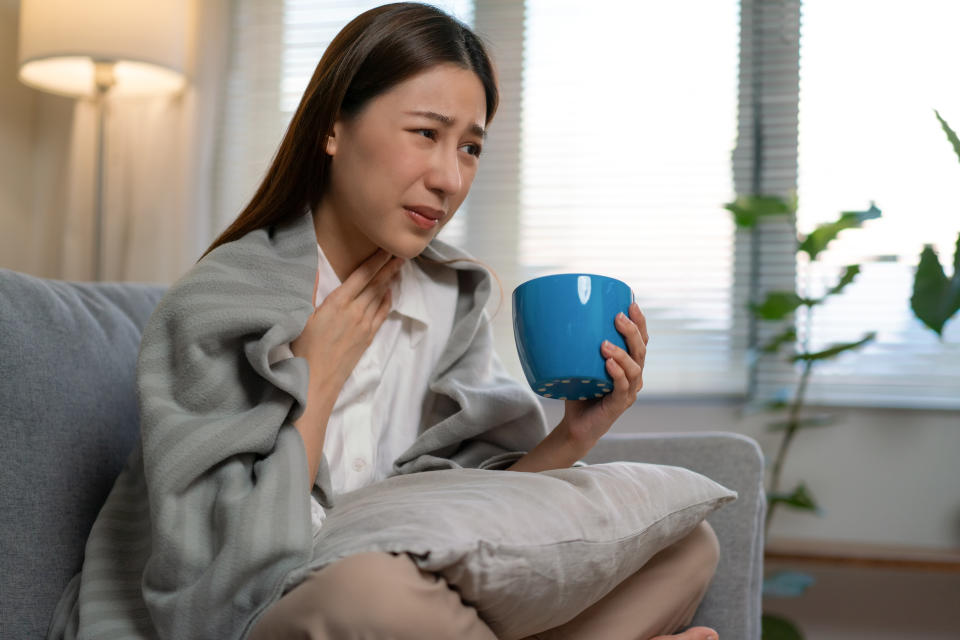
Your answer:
[425,147,462,195]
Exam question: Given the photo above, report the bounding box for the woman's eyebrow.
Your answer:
[406,110,487,139]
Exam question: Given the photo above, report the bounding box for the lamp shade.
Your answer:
[17,0,191,98]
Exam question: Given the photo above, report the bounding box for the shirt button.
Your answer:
[352,457,367,472]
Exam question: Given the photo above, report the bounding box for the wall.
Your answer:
[0,3,77,278]
[0,4,38,274]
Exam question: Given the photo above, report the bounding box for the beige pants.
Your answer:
[249,521,719,640]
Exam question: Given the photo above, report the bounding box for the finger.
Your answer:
[606,355,643,397]
[355,256,404,312]
[360,287,393,342]
[629,301,649,345]
[338,248,392,299]
[371,287,392,331]
[615,310,646,368]
[604,356,632,400]
[355,288,392,351]
[602,339,643,393]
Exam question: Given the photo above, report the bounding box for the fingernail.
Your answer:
[617,312,627,321]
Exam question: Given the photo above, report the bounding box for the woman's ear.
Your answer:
[325,121,342,156]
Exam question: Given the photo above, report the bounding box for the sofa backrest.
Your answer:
[0,269,166,640]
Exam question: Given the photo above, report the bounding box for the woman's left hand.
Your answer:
[506,301,649,474]
[558,301,649,453]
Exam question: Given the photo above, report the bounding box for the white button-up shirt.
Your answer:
[269,243,458,535]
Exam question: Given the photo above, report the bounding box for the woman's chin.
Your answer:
[380,236,434,260]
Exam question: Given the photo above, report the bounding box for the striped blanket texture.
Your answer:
[48,208,548,640]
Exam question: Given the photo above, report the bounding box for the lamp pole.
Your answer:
[91,61,115,281]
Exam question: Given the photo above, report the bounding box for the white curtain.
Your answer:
[21,0,231,284]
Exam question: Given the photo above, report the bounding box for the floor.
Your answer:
[762,560,960,639]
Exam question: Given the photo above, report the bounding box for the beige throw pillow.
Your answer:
[308,462,737,640]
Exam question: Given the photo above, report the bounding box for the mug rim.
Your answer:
[512,273,631,297]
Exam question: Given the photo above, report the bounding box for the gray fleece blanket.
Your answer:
[48,209,549,640]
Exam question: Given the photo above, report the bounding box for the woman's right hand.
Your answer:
[289,248,403,486]
[291,248,403,395]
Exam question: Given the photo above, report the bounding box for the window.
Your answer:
[792,1,960,408]
[516,0,743,395]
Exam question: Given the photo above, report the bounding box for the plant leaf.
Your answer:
[949,233,960,322]
[768,482,820,513]
[762,613,805,640]
[792,332,876,362]
[952,231,960,282]
[911,245,949,336]
[724,195,795,228]
[751,292,807,320]
[804,264,863,308]
[824,264,861,297]
[761,326,797,353]
[934,109,960,166]
[798,211,869,260]
[766,414,837,432]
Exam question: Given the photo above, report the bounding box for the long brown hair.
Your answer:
[199,2,499,261]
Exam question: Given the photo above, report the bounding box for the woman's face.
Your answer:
[320,63,488,261]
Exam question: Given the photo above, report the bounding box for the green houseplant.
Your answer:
[911,110,960,337]
[730,108,958,640]
[723,196,881,640]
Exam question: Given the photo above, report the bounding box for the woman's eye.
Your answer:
[413,129,437,140]
[462,143,482,158]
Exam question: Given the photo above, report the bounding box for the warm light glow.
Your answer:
[18,57,187,98]
[17,0,192,97]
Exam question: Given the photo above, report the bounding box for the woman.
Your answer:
[49,3,719,640]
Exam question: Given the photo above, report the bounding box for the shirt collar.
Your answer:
[316,243,430,344]
[314,243,339,304]
[393,259,429,327]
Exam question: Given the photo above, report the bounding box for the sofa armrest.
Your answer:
[583,431,765,640]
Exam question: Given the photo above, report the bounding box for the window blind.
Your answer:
[733,0,803,404]
[213,0,287,237]
[475,0,745,394]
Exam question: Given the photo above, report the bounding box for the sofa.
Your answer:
[0,267,766,639]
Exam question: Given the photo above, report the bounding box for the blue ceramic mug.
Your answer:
[513,273,634,400]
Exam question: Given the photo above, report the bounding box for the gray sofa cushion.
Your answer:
[0,269,165,640]
[585,432,766,640]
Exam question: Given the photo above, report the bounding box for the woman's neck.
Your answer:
[311,203,378,282]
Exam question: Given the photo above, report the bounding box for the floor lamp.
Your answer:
[17,0,191,281]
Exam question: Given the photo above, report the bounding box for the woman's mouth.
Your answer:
[404,207,441,230]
